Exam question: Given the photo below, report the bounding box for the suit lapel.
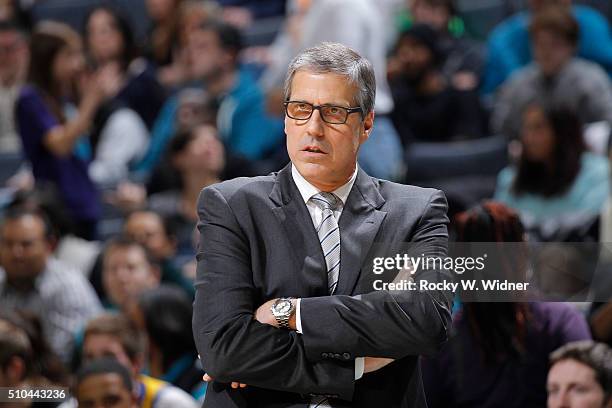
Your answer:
[269,164,329,296]
[336,168,387,295]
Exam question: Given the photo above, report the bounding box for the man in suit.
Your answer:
[192,41,453,407]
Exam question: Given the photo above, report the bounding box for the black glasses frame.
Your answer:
[283,101,363,124]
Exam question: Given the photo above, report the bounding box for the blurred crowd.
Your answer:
[1,0,612,407]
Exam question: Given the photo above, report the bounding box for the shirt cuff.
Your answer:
[355,357,365,380]
[295,298,303,334]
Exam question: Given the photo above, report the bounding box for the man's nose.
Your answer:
[555,390,571,408]
[305,108,325,137]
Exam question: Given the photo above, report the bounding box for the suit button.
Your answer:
[342,352,351,360]
[321,352,329,358]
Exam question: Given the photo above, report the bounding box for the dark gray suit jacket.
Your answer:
[192,164,453,407]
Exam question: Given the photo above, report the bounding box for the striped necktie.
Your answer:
[310,192,341,407]
[311,192,341,294]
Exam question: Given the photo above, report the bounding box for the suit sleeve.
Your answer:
[299,190,453,361]
[192,186,355,400]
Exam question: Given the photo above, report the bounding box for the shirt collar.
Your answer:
[291,163,358,206]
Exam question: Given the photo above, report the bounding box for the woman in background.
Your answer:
[495,103,609,228]
[83,6,160,186]
[145,0,183,69]
[422,202,592,407]
[84,5,166,130]
[15,21,106,239]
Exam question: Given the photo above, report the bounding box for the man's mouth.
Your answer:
[303,146,326,154]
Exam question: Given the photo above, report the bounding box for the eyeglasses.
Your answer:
[283,101,363,124]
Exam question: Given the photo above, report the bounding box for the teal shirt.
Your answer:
[494,152,610,223]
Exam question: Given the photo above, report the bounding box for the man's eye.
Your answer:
[328,107,340,114]
[297,104,310,111]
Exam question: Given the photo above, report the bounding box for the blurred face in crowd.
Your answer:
[410,0,451,32]
[83,334,136,376]
[285,71,373,191]
[521,105,555,163]
[87,9,125,65]
[77,372,137,408]
[146,0,176,23]
[0,215,51,286]
[52,36,85,87]
[102,244,160,311]
[178,3,210,47]
[0,28,28,86]
[124,212,176,261]
[547,358,609,408]
[173,125,225,176]
[188,29,231,81]
[532,30,575,76]
[395,36,434,80]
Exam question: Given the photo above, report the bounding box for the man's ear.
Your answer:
[361,111,375,142]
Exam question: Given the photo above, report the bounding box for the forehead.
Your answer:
[290,70,357,106]
[104,245,147,263]
[77,373,128,399]
[127,212,163,229]
[1,216,45,239]
[90,9,115,25]
[548,359,598,383]
[84,333,123,351]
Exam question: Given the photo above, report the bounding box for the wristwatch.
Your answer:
[271,297,295,329]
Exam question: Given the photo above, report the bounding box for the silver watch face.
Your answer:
[276,300,291,314]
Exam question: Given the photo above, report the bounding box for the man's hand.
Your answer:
[364,357,394,374]
[254,298,297,330]
[202,374,247,389]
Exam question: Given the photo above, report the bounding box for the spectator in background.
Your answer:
[0,312,66,408]
[124,211,194,297]
[0,310,68,388]
[84,5,166,130]
[145,0,183,69]
[0,208,102,363]
[15,21,105,240]
[134,88,215,179]
[157,0,220,90]
[82,314,198,408]
[148,20,283,170]
[188,20,283,162]
[492,8,612,140]
[391,0,484,91]
[547,341,612,408]
[0,20,28,153]
[148,124,224,261]
[494,104,609,229]
[75,358,138,408]
[422,202,593,407]
[0,314,33,391]
[482,0,612,95]
[82,6,153,187]
[8,188,101,279]
[130,286,205,400]
[390,24,484,144]
[101,237,160,312]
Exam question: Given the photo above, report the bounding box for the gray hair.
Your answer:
[283,42,376,116]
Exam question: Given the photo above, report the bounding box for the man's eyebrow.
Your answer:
[289,99,351,107]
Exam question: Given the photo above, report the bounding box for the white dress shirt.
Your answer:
[290,164,365,380]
